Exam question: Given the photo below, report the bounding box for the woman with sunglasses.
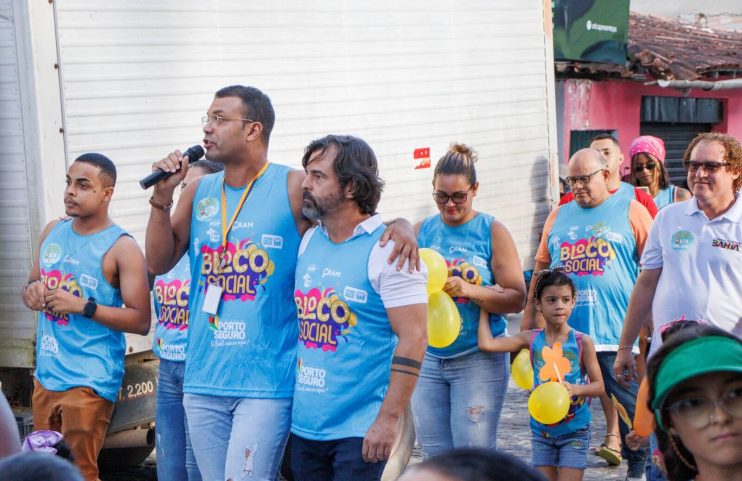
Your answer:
[646,324,742,481]
[629,136,691,210]
[410,143,527,457]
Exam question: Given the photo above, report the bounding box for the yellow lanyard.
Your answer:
[218,162,270,270]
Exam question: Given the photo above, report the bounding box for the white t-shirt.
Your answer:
[298,214,428,308]
[641,196,742,353]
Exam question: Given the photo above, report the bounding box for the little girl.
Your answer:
[478,270,604,481]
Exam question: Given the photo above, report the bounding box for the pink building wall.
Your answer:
[561,79,742,173]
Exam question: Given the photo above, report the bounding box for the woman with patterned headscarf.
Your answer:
[629,136,691,209]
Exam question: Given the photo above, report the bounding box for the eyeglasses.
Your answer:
[667,385,742,429]
[201,115,255,128]
[685,161,730,173]
[433,188,472,205]
[635,162,658,173]
[565,169,605,187]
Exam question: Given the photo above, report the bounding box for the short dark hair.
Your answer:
[590,133,621,149]
[534,270,575,300]
[409,448,547,481]
[74,153,117,187]
[301,135,384,215]
[215,85,275,145]
[191,159,224,174]
[434,143,477,185]
[0,452,84,481]
[647,324,740,481]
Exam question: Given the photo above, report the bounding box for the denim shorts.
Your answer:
[531,427,590,470]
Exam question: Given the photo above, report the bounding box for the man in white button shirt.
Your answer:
[615,132,742,381]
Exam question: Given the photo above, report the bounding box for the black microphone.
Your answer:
[140,145,205,190]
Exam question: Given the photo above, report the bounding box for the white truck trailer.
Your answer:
[0,0,558,474]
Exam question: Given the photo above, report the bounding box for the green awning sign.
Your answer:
[553,0,629,65]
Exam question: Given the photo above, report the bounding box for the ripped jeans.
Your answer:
[183,394,291,481]
[411,349,509,458]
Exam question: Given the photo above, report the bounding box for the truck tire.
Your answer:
[279,404,415,481]
[98,445,155,472]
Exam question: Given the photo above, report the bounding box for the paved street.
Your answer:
[102,317,632,480]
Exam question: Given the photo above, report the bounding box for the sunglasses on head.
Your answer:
[634,162,657,173]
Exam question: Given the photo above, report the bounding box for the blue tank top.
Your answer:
[546,194,639,347]
[614,181,637,202]
[186,164,302,398]
[292,224,394,440]
[653,185,675,210]
[152,254,190,362]
[530,329,590,437]
[35,219,128,402]
[417,212,506,358]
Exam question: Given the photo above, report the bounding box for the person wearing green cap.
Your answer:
[646,324,742,481]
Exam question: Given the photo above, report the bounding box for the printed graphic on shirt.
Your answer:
[154,278,190,330]
[671,230,695,251]
[156,337,186,361]
[42,243,63,265]
[447,258,484,305]
[712,237,740,253]
[296,358,328,394]
[40,268,83,326]
[196,197,219,222]
[39,334,59,357]
[206,315,247,347]
[558,236,616,276]
[199,239,275,302]
[295,287,358,352]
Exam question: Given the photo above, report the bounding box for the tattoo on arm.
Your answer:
[391,356,421,377]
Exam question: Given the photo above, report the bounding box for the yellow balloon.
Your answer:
[419,248,447,295]
[511,349,534,390]
[427,291,461,348]
[528,382,571,425]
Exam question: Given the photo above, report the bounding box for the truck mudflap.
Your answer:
[108,354,158,434]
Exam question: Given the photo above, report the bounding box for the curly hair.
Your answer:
[683,132,742,191]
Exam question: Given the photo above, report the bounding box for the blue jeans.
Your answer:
[183,393,292,481]
[156,359,201,481]
[531,427,590,470]
[647,433,668,481]
[411,349,509,458]
[597,352,648,478]
[289,435,386,481]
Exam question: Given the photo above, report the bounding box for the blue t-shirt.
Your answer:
[545,194,639,348]
[418,212,506,358]
[530,329,590,437]
[152,254,190,362]
[185,164,302,398]
[35,219,128,402]
[291,224,395,440]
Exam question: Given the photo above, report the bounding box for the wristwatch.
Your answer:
[83,297,97,319]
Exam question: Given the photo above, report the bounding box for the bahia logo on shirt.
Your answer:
[558,237,616,276]
[296,358,328,393]
[154,278,190,330]
[200,239,275,302]
[42,243,62,266]
[295,287,358,352]
[196,197,219,222]
[40,268,83,325]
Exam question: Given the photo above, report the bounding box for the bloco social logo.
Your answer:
[154,278,190,330]
[200,239,274,301]
[40,268,83,325]
[448,258,483,304]
[295,287,357,352]
[559,237,616,276]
